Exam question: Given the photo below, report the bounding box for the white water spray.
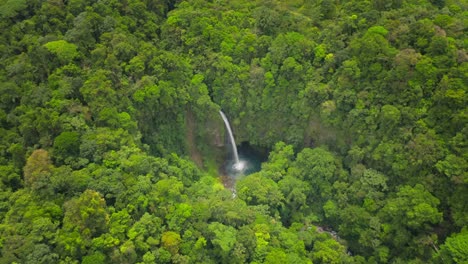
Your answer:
[219,111,244,171]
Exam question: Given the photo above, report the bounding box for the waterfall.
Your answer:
[219,111,244,171]
[220,111,239,163]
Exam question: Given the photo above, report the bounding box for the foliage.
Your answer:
[0,0,466,263]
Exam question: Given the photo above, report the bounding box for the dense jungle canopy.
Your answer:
[0,0,467,263]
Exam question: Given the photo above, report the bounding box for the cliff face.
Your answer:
[186,109,226,170]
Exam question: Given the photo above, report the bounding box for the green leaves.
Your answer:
[53,132,80,160]
[23,149,53,194]
[270,32,308,62]
[127,212,162,252]
[261,141,294,181]
[436,228,468,264]
[208,222,237,254]
[381,184,442,230]
[237,173,284,211]
[161,231,181,255]
[43,40,79,63]
[436,154,468,183]
[166,203,192,231]
[0,0,27,18]
[79,70,118,113]
[0,0,465,263]
[295,148,336,182]
[311,239,349,264]
[62,190,109,238]
[379,105,401,131]
[376,184,442,258]
[367,26,389,36]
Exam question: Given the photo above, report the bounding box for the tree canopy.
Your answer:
[0,0,466,263]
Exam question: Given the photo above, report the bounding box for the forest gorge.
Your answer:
[0,0,467,263]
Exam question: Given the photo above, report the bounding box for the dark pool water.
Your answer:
[225,142,268,178]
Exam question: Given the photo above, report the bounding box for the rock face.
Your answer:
[185,110,226,169]
[213,127,224,147]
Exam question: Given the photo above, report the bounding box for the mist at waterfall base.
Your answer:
[225,142,264,178]
[219,111,264,179]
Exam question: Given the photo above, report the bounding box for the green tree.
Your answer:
[82,251,106,264]
[23,149,54,195]
[278,175,309,224]
[261,141,294,181]
[311,238,350,264]
[161,231,181,255]
[60,189,109,254]
[435,228,468,264]
[379,105,401,132]
[292,147,337,211]
[380,184,442,257]
[0,0,27,18]
[127,212,163,253]
[43,40,80,63]
[208,222,238,260]
[237,173,284,214]
[53,131,80,161]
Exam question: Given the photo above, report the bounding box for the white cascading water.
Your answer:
[219,111,244,171]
